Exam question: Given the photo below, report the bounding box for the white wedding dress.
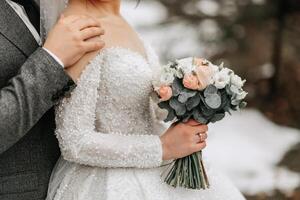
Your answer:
[46,39,246,200]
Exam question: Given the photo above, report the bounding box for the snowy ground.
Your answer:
[206,109,300,195]
[121,1,300,196]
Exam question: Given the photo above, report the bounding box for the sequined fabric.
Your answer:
[46,41,246,200]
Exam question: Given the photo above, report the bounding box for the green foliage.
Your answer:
[178,89,197,103]
[169,97,186,116]
[157,78,246,124]
[193,109,208,124]
[171,78,184,97]
[204,85,218,97]
[163,151,210,190]
[186,95,201,111]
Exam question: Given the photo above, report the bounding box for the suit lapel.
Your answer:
[0,0,39,57]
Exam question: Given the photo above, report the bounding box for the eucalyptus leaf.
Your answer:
[178,89,197,103]
[169,98,186,116]
[199,93,206,103]
[182,113,192,122]
[204,94,221,109]
[182,88,197,96]
[200,103,215,117]
[225,85,233,95]
[220,95,230,109]
[172,78,184,96]
[164,109,176,122]
[204,85,218,97]
[223,104,231,113]
[186,95,201,111]
[158,101,177,122]
[193,110,208,124]
[227,109,232,115]
[239,101,247,108]
[178,93,189,103]
[231,105,238,111]
[210,113,225,123]
[158,101,170,110]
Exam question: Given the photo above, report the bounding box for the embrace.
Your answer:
[0,0,246,200]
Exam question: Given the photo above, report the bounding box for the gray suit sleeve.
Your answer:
[0,47,75,154]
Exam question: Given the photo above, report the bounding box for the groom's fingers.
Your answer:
[74,18,101,31]
[81,27,105,40]
[83,40,105,53]
[59,15,83,24]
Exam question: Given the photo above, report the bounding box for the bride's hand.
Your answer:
[160,120,208,160]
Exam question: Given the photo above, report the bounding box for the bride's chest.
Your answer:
[98,48,154,102]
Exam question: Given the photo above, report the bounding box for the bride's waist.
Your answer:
[95,119,155,135]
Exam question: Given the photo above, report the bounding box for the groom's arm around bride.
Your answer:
[0,9,104,154]
[0,0,104,199]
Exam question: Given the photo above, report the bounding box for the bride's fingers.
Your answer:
[192,134,200,143]
[193,141,207,152]
[83,40,105,53]
[81,27,105,41]
[199,133,208,141]
[190,124,208,135]
[192,133,208,143]
[185,119,201,126]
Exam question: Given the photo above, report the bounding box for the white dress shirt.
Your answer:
[6,0,64,67]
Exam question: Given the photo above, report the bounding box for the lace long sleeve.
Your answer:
[55,54,163,168]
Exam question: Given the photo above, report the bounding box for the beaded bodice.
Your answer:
[95,48,155,135]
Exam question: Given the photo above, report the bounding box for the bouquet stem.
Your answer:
[163,151,210,190]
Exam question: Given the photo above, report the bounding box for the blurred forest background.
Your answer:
[122,0,300,199]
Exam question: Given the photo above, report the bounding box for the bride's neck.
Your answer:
[67,0,121,18]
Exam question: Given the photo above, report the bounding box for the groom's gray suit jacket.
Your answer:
[0,1,75,199]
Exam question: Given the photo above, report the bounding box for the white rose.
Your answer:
[221,67,233,75]
[211,64,220,73]
[160,71,175,85]
[230,85,239,94]
[236,90,248,100]
[176,57,196,74]
[213,69,231,89]
[231,74,245,88]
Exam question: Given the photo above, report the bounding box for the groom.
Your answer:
[0,0,105,199]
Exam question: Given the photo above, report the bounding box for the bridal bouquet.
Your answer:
[153,57,247,190]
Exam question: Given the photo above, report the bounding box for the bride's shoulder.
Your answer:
[65,48,102,82]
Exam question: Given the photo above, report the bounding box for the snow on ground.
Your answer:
[121,1,300,195]
[205,109,300,195]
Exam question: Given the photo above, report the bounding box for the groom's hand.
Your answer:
[43,15,105,67]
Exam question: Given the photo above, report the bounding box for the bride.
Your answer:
[44,0,246,200]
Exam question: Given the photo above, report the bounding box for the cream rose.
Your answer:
[195,65,214,91]
[194,58,206,67]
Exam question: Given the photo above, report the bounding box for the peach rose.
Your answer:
[183,74,201,90]
[195,66,214,90]
[158,86,173,101]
